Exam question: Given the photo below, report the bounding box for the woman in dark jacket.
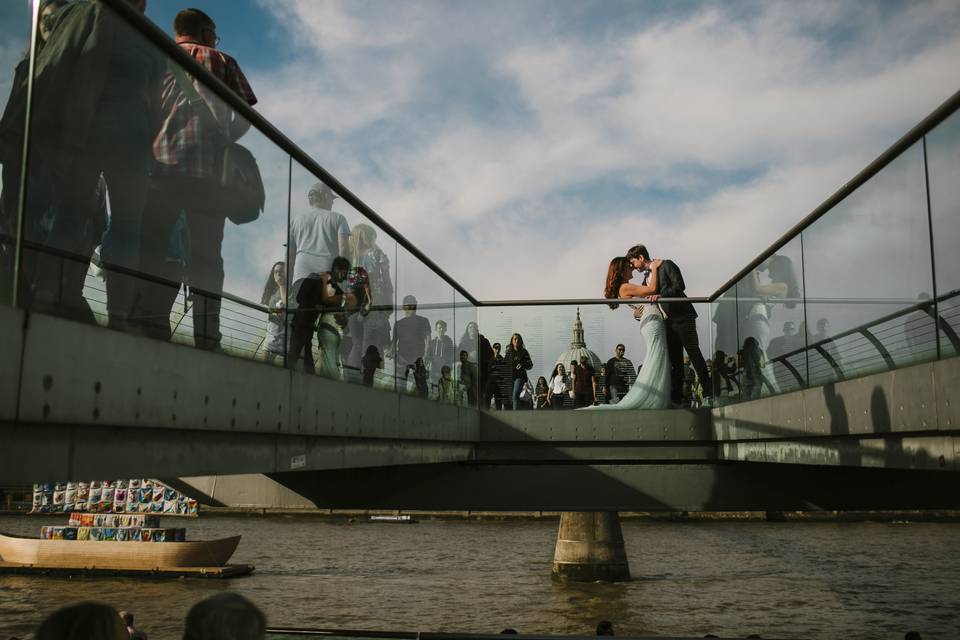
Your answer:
[504,332,533,410]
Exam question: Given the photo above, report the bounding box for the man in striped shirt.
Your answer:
[136,8,257,351]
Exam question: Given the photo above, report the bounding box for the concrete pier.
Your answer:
[551,511,630,581]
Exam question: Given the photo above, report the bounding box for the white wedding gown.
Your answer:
[584,304,671,410]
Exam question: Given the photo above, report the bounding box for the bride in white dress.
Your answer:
[585,257,671,410]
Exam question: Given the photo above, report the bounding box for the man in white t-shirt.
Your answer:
[288,182,351,297]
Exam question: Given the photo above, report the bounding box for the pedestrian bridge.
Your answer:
[2,298,958,511]
[1,0,959,512]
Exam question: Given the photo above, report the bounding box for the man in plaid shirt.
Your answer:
[136,8,257,350]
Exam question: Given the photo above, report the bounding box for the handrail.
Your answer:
[475,297,710,307]
[100,0,479,307]
[707,88,960,302]
[770,288,960,368]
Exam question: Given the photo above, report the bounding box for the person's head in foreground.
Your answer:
[182,593,266,640]
[36,602,128,640]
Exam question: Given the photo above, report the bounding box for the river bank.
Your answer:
[26,507,953,522]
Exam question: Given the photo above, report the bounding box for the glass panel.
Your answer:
[287,163,397,387]
[394,247,454,401]
[18,2,289,362]
[0,1,34,305]
[477,301,713,410]
[454,290,479,408]
[801,141,934,385]
[927,109,960,358]
[734,238,806,399]
[711,286,740,404]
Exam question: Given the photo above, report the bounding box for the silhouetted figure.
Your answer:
[595,620,614,636]
[182,593,266,640]
[406,357,428,398]
[36,602,127,640]
[25,0,164,327]
[361,345,381,387]
[392,294,431,372]
[137,8,257,349]
[459,349,478,406]
[0,0,67,290]
[477,333,495,408]
[489,342,507,410]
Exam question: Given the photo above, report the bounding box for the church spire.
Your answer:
[571,307,586,348]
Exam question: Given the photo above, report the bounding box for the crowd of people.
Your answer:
[12,600,927,640]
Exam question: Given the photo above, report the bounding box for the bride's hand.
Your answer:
[650,258,663,270]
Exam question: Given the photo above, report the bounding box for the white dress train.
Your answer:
[584,304,671,410]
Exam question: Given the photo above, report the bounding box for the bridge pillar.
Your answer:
[551,511,630,582]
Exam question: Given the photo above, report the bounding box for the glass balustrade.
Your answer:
[0,0,957,411]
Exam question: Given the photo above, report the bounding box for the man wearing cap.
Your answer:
[288,183,351,299]
[391,295,431,373]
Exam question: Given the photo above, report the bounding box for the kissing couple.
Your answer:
[586,244,712,411]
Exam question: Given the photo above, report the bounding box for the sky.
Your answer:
[1,0,958,379]
[140,0,960,305]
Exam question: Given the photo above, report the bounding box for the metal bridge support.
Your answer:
[551,512,630,582]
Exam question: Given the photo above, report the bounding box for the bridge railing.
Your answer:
[0,0,481,408]
[1,1,958,417]
[706,92,960,405]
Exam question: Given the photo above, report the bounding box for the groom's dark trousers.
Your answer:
[656,260,712,406]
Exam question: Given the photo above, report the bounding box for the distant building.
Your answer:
[553,308,605,404]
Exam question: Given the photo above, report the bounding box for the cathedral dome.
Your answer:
[553,308,603,375]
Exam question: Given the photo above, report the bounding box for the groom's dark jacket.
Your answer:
[656,260,696,320]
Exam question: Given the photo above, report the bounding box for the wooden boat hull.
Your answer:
[0,532,240,570]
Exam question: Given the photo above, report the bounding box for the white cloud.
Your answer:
[249,0,960,306]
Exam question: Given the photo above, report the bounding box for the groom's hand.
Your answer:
[633,306,645,321]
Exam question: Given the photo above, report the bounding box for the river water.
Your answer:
[0,514,957,639]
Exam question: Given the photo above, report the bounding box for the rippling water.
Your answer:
[1,514,957,639]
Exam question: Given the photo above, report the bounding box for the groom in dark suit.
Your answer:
[626,244,712,407]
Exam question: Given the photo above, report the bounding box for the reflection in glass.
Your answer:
[801,140,933,384]
[736,247,804,399]
[22,1,165,327]
[0,1,39,304]
[927,110,960,358]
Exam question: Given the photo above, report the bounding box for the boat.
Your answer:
[0,531,241,570]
